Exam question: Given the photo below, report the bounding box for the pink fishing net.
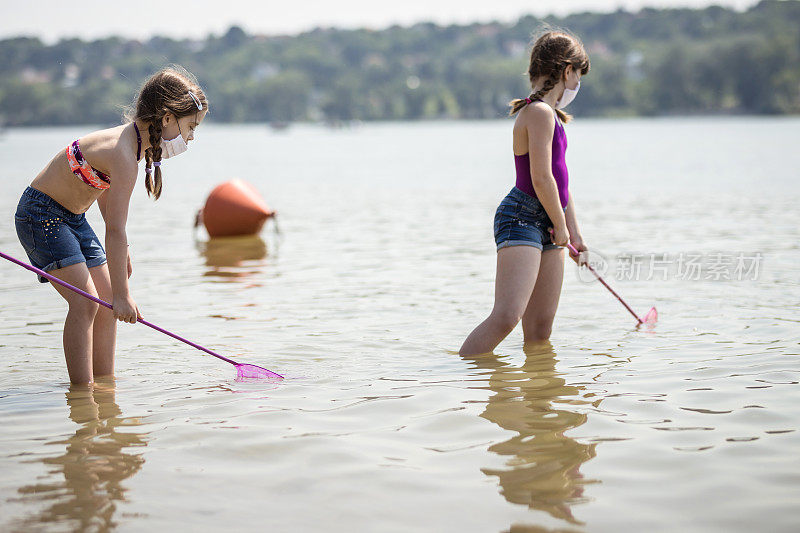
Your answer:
[643,307,658,324]
[236,364,283,380]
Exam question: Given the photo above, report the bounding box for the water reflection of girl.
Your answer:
[14,381,146,531]
[463,342,597,526]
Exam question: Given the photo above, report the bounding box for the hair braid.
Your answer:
[508,70,560,117]
[145,119,164,200]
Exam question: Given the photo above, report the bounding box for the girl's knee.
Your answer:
[68,298,99,321]
[491,308,523,333]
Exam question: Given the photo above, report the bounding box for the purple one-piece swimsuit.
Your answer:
[514,109,569,208]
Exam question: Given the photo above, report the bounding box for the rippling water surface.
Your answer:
[1,118,799,532]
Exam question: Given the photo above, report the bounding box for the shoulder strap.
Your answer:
[133,122,142,161]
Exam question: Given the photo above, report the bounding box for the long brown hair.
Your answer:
[126,66,208,200]
[509,31,590,123]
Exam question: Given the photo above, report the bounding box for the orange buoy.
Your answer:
[197,179,275,237]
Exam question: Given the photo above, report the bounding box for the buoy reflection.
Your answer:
[196,235,268,281]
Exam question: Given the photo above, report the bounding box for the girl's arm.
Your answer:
[100,158,139,323]
[97,192,133,279]
[526,105,568,245]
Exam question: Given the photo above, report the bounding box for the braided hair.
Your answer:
[144,118,164,199]
[127,66,208,200]
[509,31,590,123]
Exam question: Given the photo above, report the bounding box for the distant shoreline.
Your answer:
[1,1,798,126]
[2,114,798,135]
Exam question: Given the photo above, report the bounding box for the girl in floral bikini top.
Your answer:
[14,66,208,385]
[66,129,139,190]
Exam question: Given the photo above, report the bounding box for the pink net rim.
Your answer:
[236,364,284,380]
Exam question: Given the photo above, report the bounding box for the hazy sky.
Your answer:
[1,0,760,42]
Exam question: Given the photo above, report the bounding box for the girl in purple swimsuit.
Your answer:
[460,31,591,355]
[14,67,208,384]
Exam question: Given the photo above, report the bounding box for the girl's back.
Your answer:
[512,101,555,156]
[31,124,139,215]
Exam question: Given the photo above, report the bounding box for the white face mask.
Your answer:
[556,80,581,109]
[160,123,188,159]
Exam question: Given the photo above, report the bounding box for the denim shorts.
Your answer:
[494,187,566,252]
[14,187,106,283]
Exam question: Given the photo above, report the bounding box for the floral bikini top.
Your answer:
[66,123,142,190]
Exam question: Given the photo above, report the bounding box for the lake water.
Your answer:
[1,117,799,532]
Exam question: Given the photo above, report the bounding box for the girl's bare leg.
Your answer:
[49,263,99,384]
[522,247,565,344]
[89,264,116,378]
[459,246,542,356]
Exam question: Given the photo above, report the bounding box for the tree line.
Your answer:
[0,0,798,126]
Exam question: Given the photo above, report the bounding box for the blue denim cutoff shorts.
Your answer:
[494,187,566,252]
[15,187,106,283]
